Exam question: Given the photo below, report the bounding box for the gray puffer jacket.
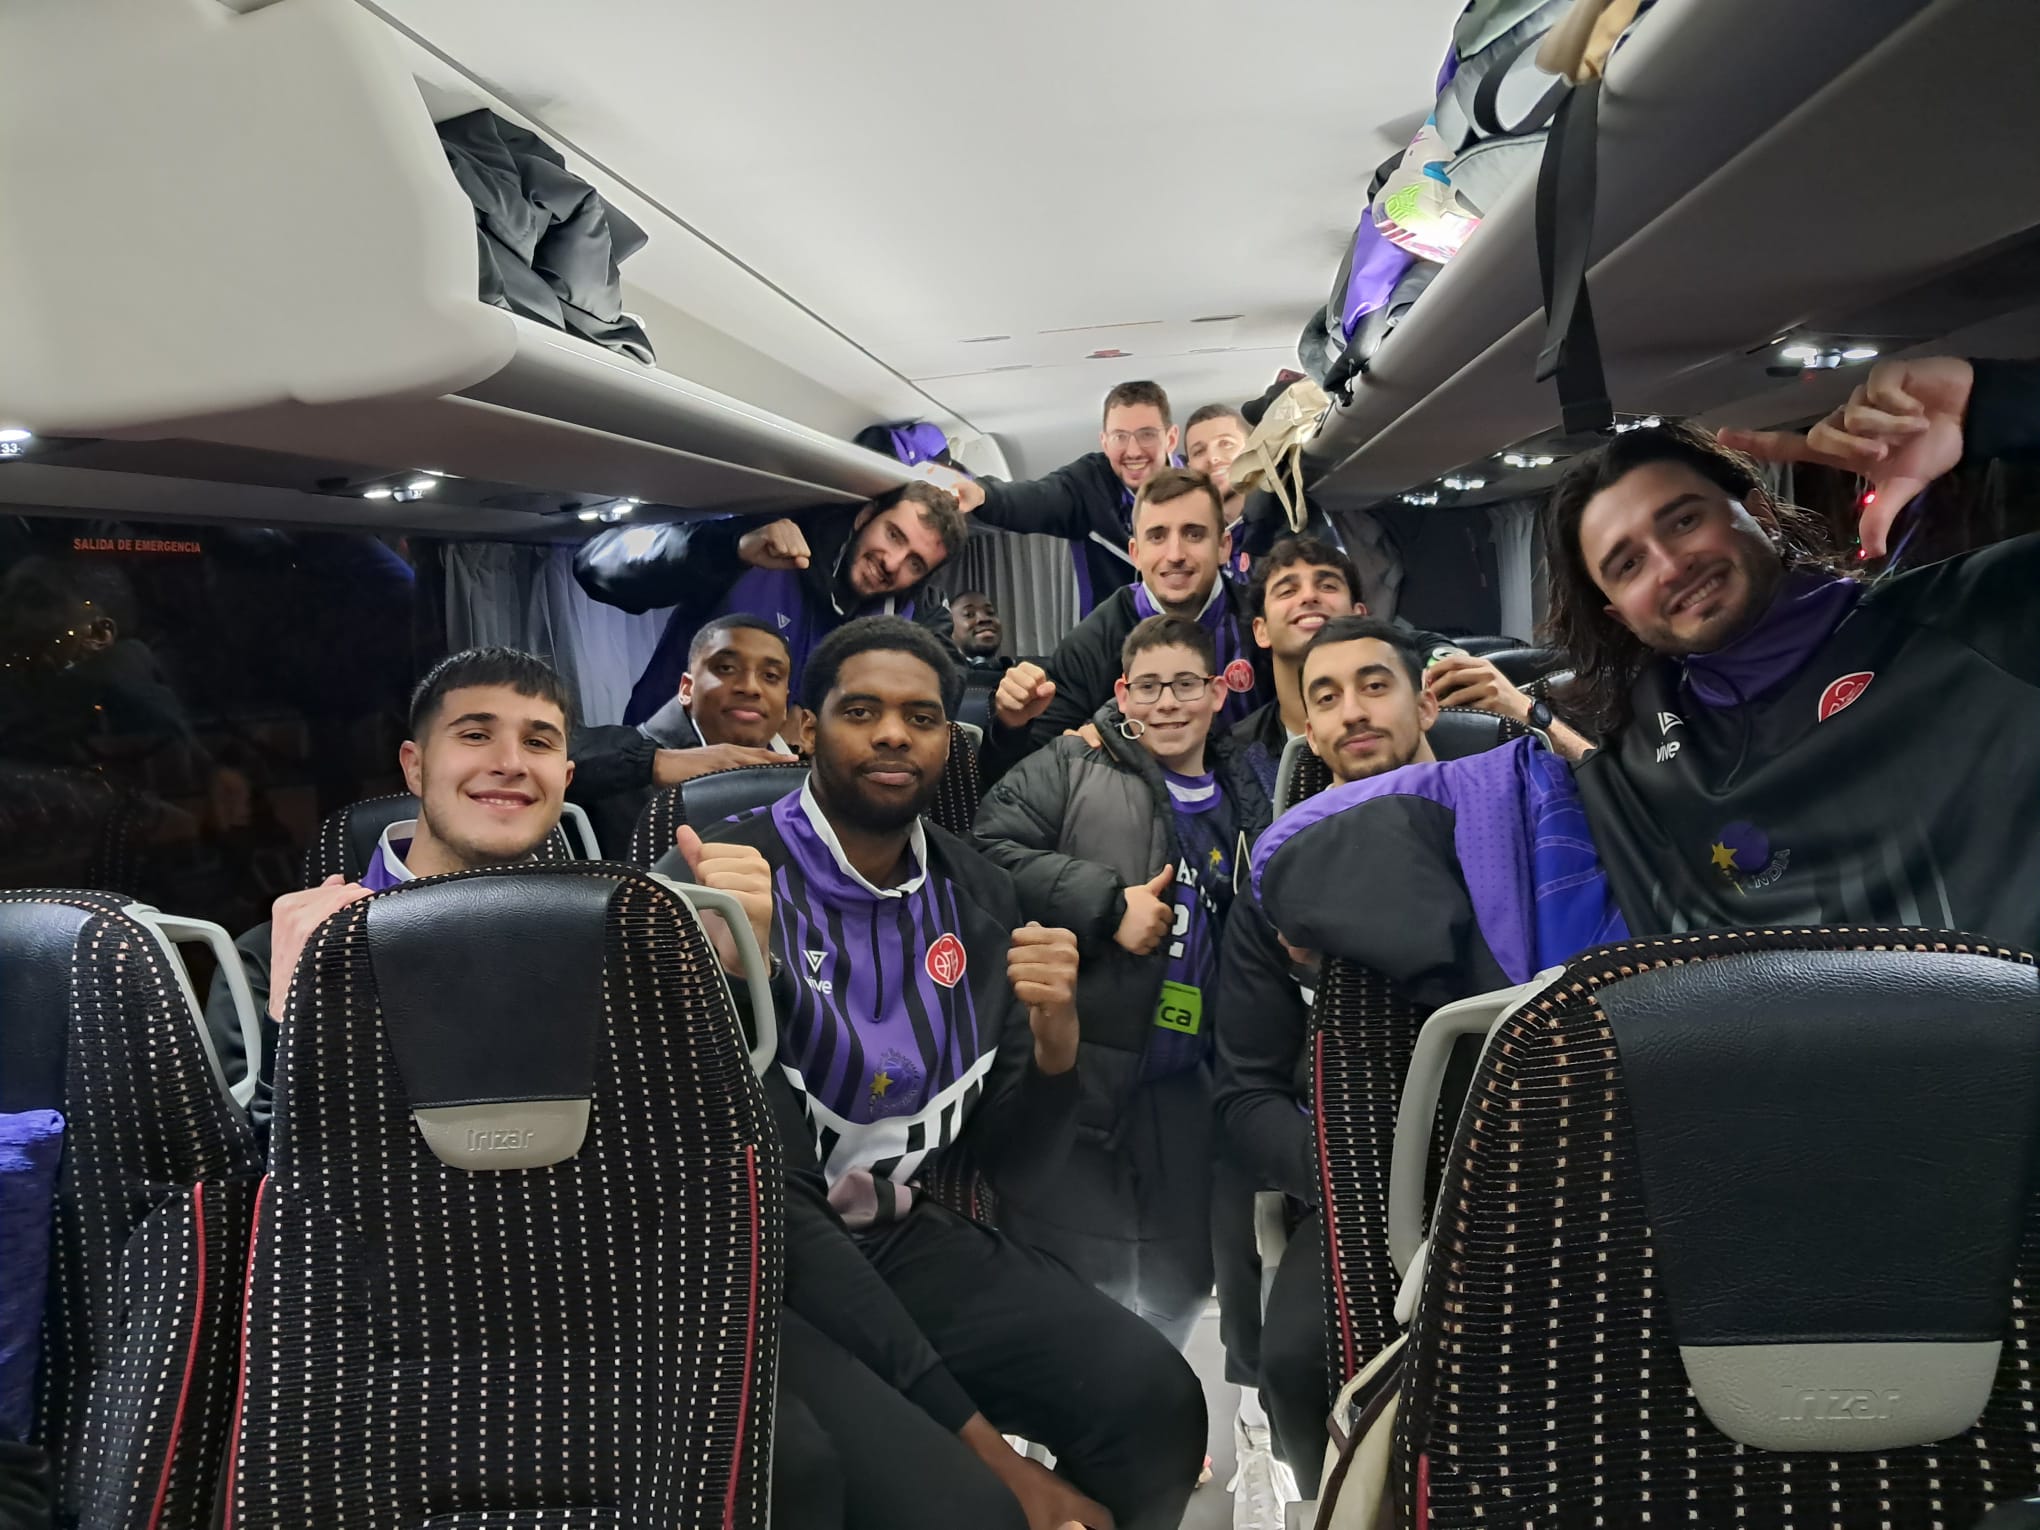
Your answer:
[971,698,1272,1138]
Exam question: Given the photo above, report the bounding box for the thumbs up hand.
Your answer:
[1113,864,1178,955]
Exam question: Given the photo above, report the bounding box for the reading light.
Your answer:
[1442,475,1486,492]
[362,487,394,500]
[1780,343,1821,362]
[407,478,437,495]
[1842,346,1880,362]
[577,508,603,522]
[1402,491,1440,507]
[0,428,31,444]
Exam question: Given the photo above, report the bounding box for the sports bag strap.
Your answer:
[1471,34,1567,138]
[1533,74,1612,435]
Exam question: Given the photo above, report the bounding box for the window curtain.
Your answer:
[926,525,1081,660]
[441,541,672,727]
[1485,499,1538,643]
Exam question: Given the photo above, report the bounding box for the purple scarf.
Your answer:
[1679,570,1862,710]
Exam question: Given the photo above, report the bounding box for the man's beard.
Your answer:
[813,756,939,834]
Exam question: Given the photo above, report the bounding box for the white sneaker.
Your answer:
[1229,1416,1299,1530]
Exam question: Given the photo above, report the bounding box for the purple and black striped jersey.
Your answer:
[707,784,1080,1200]
[1142,769,1242,1082]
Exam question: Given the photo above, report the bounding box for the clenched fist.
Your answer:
[674,825,775,973]
[1008,922,1080,1074]
[994,661,1057,731]
[1113,865,1177,956]
[738,518,813,571]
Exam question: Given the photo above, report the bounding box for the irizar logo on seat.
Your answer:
[464,1127,536,1152]
[1778,1386,1899,1422]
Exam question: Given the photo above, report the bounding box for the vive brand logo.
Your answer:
[803,949,832,996]
[1779,1386,1900,1423]
[1655,710,1683,764]
[776,612,793,631]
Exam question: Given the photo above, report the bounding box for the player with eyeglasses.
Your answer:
[948,381,1183,613]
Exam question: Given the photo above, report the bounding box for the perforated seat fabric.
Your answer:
[1396,927,2040,1528]
[0,890,261,1530]
[929,722,982,837]
[1427,705,1524,760]
[303,792,576,886]
[626,764,811,868]
[1480,645,1569,685]
[231,864,783,1527]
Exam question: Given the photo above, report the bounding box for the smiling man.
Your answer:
[1231,536,1365,792]
[574,481,967,725]
[990,468,1267,765]
[569,614,802,854]
[947,590,1009,673]
[221,647,579,1141]
[950,380,1180,613]
[689,616,1209,1530]
[1546,362,2040,947]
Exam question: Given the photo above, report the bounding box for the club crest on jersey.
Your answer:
[1223,658,1256,694]
[867,1048,922,1120]
[925,933,967,989]
[1708,820,1792,894]
[1817,671,1874,722]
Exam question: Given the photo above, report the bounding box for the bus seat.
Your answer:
[1427,706,1525,760]
[231,865,781,1525]
[627,763,811,867]
[1272,734,1333,821]
[929,721,983,838]
[302,792,584,886]
[0,891,261,1530]
[1479,644,1570,686]
[1389,929,2040,1524]
[1447,635,1526,657]
[956,672,998,734]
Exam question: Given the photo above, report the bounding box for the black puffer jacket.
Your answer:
[971,452,1137,606]
[971,698,1272,1139]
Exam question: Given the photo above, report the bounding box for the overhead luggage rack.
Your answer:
[1303,0,2040,508]
[0,0,916,533]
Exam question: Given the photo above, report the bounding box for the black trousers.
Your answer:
[1210,1151,1266,1387]
[1260,1209,1329,1475]
[998,1068,1215,1349]
[774,1310,1027,1530]
[865,1202,1208,1530]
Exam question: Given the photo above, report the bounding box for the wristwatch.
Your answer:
[1525,699,1555,734]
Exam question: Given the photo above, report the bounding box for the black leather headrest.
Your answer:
[342,795,419,880]
[0,899,94,1112]
[1451,635,1527,657]
[1427,708,1509,760]
[368,868,620,1170]
[679,764,809,829]
[1602,946,2040,1453]
[1481,645,1569,685]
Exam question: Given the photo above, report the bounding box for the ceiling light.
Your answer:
[577,508,603,522]
[0,428,31,444]
[1780,343,1820,362]
[1442,475,1486,491]
[362,487,394,500]
[407,478,437,495]
[1402,490,1440,507]
[1841,346,1879,362]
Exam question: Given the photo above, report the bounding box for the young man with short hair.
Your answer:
[684,615,1208,1530]
[1237,614,1627,1471]
[1550,354,2040,949]
[947,590,1009,673]
[574,481,967,725]
[951,380,1179,612]
[989,468,1266,763]
[568,613,802,853]
[1232,536,1366,791]
[975,614,1272,1341]
[218,646,583,1139]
